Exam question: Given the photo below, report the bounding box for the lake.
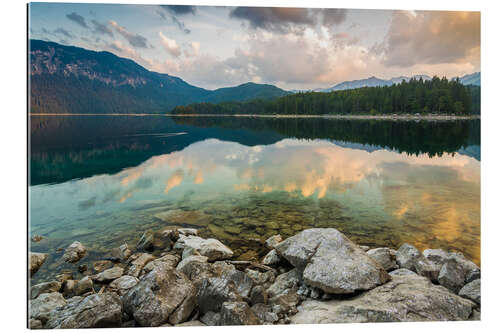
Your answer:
[29,115,480,283]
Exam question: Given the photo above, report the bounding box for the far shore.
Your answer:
[29,113,481,121]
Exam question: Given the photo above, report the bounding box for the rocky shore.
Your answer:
[29,227,481,329]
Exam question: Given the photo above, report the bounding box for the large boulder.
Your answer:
[459,279,481,305]
[30,252,48,277]
[30,281,62,299]
[367,248,398,272]
[196,277,242,314]
[219,301,261,325]
[123,262,196,326]
[174,236,233,261]
[396,244,440,281]
[423,249,479,280]
[275,228,390,294]
[291,274,475,324]
[45,292,122,328]
[29,292,66,324]
[62,241,87,263]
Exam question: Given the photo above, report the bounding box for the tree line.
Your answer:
[172,76,480,116]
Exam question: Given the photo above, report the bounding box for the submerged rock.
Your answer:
[30,252,48,277]
[174,236,233,261]
[123,262,195,326]
[459,279,481,305]
[62,241,87,263]
[110,244,132,261]
[92,260,113,273]
[276,228,390,294]
[45,292,122,328]
[291,274,475,324]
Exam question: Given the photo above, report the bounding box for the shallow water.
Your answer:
[29,116,480,283]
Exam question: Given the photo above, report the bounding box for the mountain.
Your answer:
[458,72,480,86]
[29,39,288,114]
[320,75,431,92]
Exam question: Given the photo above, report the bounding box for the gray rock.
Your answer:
[367,248,398,271]
[74,276,94,296]
[466,268,481,283]
[196,277,243,314]
[396,244,440,281]
[45,292,122,328]
[174,236,233,261]
[265,235,283,249]
[359,245,370,251]
[182,247,201,259]
[219,301,261,325]
[221,266,254,299]
[291,274,475,324]
[177,255,209,275]
[276,229,390,294]
[245,268,275,285]
[262,249,281,265]
[178,228,198,236]
[459,279,480,304]
[423,249,479,279]
[269,288,300,316]
[29,252,48,277]
[200,311,221,326]
[123,261,195,326]
[29,318,43,329]
[266,269,301,298]
[62,241,87,263]
[470,309,481,321]
[389,268,418,277]
[92,260,113,273]
[108,275,139,296]
[94,266,124,283]
[175,320,206,326]
[438,258,466,293]
[55,271,73,283]
[169,289,197,325]
[136,230,154,251]
[62,280,77,297]
[250,285,267,305]
[29,292,66,323]
[126,253,155,278]
[30,281,62,299]
[251,303,278,324]
[140,254,180,277]
[110,244,132,261]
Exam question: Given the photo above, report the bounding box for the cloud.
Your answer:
[375,11,480,67]
[66,12,88,28]
[229,7,346,34]
[109,20,149,48]
[184,41,200,58]
[159,32,181,57]
[91,20,113,37]
[160,5,196,15]
[53,28,74,39]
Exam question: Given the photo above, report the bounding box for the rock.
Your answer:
[123,261,195,326]
[136,230,154,251]
[126,253,155,277]
[177,255,209,275]
[175,320,206,327]
[62,280,77,297]
[55,271,73,283]
[262,249,281,265]
[93,260,113,273]
[30,281,62,299]
[291,274,475,324]
[423,249,449,266]
[269,288,300,316]
[466,268,481,283]
[29,292,66,323]
[389,268,418,277]
[45,292,122,328]
[251,303,278,324]
[169,289,197,325]
[174,236,234,261]
[222,266,254,299]
[62,241,87,263]
[459,279,480,304]
[74,276,94,296]
[196,277,242,314]
[266,269,301,298]
[108,275,139,296]
[200,311,221,326]
[29,318,43,329]
[219,301,261,325]
[110,244,132,261]
[30,252,48,277]
[32,235,44,242]
[438,258,466,293]
[367,248,398,271]
[276,229,390,294]
[250,285,268,305]
[245,269,275,286]
[141,254,180,277]
[265,234,283,250]
[178,228,198,236]
[78,264,88,273]
[396,243,440,281]
[182,247,201,259]
[94,266,124,283]
[470,310,481,321]
[359,245,370,251]
[423,249,479,279]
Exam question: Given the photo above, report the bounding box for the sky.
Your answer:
[29,3,480,90]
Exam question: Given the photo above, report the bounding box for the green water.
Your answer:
[29,116,480,283]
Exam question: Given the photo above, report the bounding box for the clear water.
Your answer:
[29,115,480,283]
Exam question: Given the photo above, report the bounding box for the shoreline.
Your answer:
[29,113,480,121]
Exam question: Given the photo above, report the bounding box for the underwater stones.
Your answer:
[45,292,123,329]
[276,228,390,294]
[30,281,62,299]
[123,262,195,326]
[32,235,44,242]
[108,275,139,297]
[62,241,87,263]
[174,236,233,261]
[29,292,67,323]
[291,274,475,324]
[30,252,48,277]
[94,266,124,283]
[219,301,262,326]
[459,279,481,305]
[265,234,283,249]
[93,260,113,273]
[367,247,398,272]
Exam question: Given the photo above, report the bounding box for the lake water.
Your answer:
[29,115,480,283]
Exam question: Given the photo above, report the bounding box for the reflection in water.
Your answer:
[30,136,480,283]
